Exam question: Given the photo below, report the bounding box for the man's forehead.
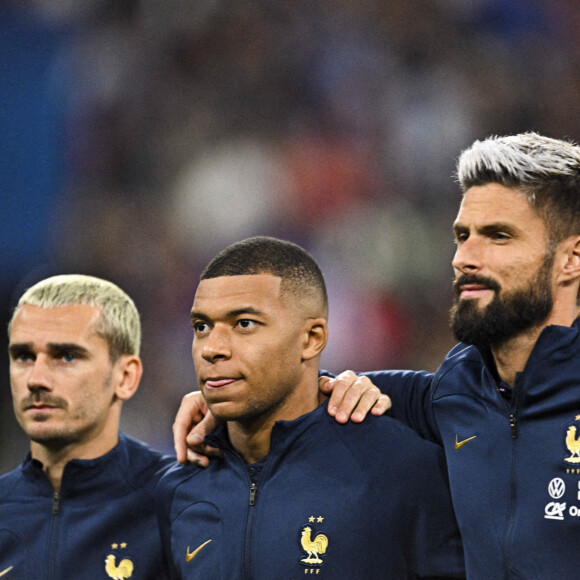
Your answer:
[192,274,284,312]
[9,303,102,343]
[455,184,538,226]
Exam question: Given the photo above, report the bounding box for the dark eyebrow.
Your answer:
[453,222,518,236]
[190,307,265,324]
[227,307,264,317]
[478,223,518,236]
[190,312,210,324]
[47,343,90,358]
[8,343,32,358]
[452,223,468,235]
[8,343,90,358]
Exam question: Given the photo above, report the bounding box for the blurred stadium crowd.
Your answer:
[1,0,578,470]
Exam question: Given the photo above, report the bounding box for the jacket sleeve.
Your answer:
[154,466,185,580]
[359,370,441,444]
[404,440,465,579]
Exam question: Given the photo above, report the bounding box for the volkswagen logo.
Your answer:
[549,478,566,499]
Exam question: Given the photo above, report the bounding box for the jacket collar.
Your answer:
[205,402,327,465]
[22,432,133,497]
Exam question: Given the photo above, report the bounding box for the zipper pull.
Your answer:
[52,491,61,515]
[509,414,518,439]
[249,482,258,506]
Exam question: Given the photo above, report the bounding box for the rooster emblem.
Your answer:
[300,525,329,565]
[105,554,134,579]
[565,426,580,464]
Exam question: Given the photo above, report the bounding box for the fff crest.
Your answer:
[105,542,134,579]
[299,515,329,573]
[564,416,580,473]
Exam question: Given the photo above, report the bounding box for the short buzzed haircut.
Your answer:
[9,274,141,361]
[201,236,328,315]
[456,132,580,247]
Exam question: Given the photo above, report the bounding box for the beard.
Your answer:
[450,256,554,348]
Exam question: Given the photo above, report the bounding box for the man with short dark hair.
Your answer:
[157,236,464,579]
[174,132,580,578]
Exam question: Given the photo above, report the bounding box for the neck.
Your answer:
[227,418,277,464]
[491,302,579,387]
[30,431,119,492]
[227,381,319,464]
[491,327,543,387]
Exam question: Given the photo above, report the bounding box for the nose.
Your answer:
[199,326,232,363]
[452,237,483,275]
[27,355,53,391]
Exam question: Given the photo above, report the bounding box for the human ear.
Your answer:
[113,355,143,401]
[301,318,328,361]
[557,236,580,285]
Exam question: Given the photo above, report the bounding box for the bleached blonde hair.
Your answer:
[456,132,580,244]
[9,274,141,360]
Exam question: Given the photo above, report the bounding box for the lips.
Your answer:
[458,284,491,298]
[21,396,65,412]
[454,274,500,299]
[25,403,59,412]
[204,378,238,388]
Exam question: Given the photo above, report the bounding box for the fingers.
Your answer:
[318,375,333,395]
[173,392,199,463]
[184,413,223,467]
[325,371,391,424]
[172,391,208,464]
[185,445,223,467]
[185,412,219,446]
[325,370,360,422]
[349,391,392,422]
[186,448,210,468]
[371,394,392,416]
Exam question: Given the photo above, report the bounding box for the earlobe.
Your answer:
[302,319,328,361]
[114,355,143,402]
[559,236,580,284]
[555,236,580,286]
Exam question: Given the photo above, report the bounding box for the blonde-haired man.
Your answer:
[0,275,173,579]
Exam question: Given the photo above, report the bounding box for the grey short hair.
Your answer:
[456,132,580,244]
[8,274,141,360]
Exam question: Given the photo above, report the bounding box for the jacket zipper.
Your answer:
[509,414,518,439]
[504,387,520,577]
[249,482,258,506]
[48,491,61,579]
[52,491,61,515]
[244,478,258,580]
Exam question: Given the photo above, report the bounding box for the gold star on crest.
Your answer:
[309,516,315,522]
[317,516,324,522]
[575,415,580,421]
[120,543,127,549]
[111,543,118,549]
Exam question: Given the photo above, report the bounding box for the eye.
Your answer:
[192,321,210,335]
[59,352,77,363]
[235,319,258,331]
[454,232,468,244]
[14,351,34,363]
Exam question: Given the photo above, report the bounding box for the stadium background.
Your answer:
[1,0,578,470]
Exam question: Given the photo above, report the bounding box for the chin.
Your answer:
[207,401,243,423]
[29,431,71,447]
[461,296,491,309]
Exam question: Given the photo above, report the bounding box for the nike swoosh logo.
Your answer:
[455,434,477,450]
[186,539,212,562]
[0,567,14,577]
